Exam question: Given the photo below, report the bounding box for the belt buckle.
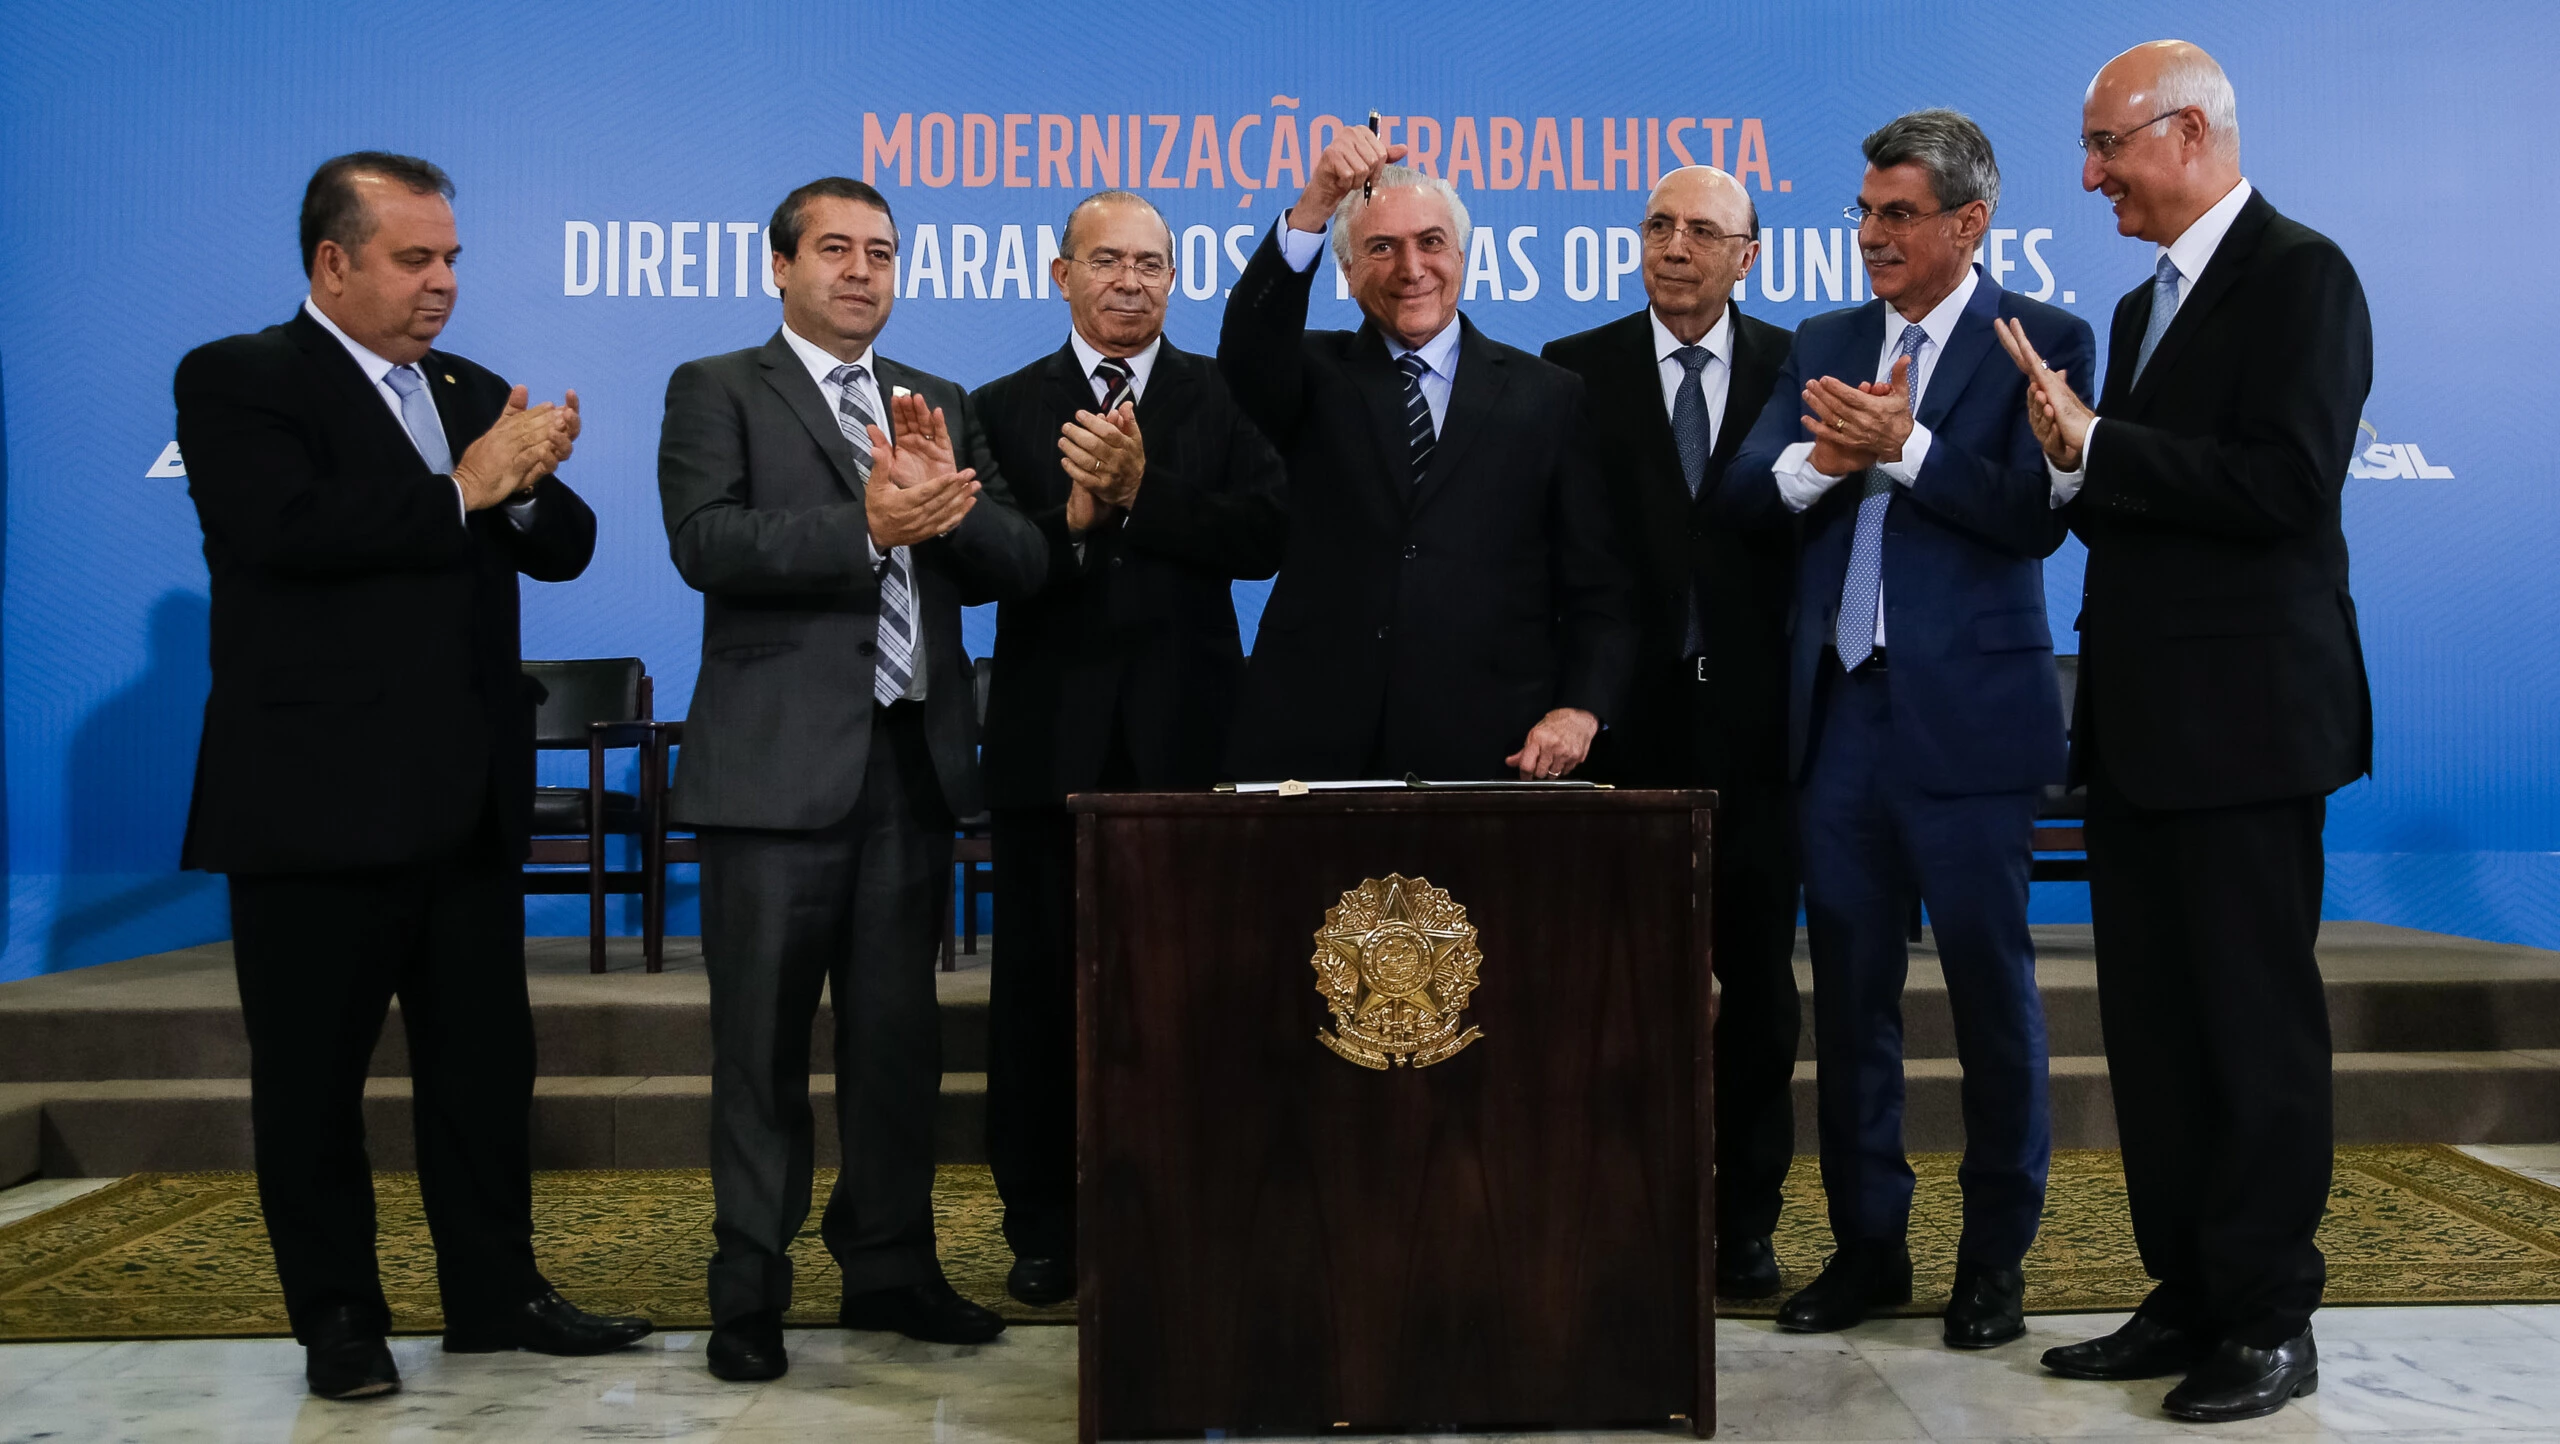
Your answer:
[1694,656,1709,683]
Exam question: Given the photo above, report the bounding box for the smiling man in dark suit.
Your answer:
[657,177,1046,1382]
[176,151,648,1401]
[2001,40,2372,1424]
[972,189,1287,1308]
[1725,110,2093,1350]
[1219,126,1634,782]
[1541,164,1801,1302]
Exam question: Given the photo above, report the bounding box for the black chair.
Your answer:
[2032,653,2090,882]
[944,657,997,971]
[522,658,660,973]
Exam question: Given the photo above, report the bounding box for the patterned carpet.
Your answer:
[1,1149,2555,1340]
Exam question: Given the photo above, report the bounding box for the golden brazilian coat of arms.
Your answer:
[1310,874,1484,1069]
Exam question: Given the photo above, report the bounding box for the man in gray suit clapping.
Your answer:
[657,176,1046,1383]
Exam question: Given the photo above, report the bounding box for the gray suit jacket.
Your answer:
[658,330,1046,830]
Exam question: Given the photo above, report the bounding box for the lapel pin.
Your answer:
[892,385,913,398]
[442,373,456,384]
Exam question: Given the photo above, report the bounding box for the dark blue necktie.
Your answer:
[1398,352,1435,484]
[1670,344,1715,657]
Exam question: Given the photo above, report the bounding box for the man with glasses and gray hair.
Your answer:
[1999,40,2370,1424]
[969,189,1287,1308]
[1724,108,2093,1348]
[1218,125,1633,783]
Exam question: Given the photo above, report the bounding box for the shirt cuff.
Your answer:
[1878,422,1932,486]
[449,478,467,525]
[502,493,539,530]
[2048,419,2095,507]
[1773,441,1850,514]
[1277,220,1326,274]
[866,533,886,570]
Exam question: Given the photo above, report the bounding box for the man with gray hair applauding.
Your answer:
[1218,125,1633,781]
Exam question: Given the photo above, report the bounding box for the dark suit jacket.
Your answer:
[657,331,1046,830]
[1541,304,1795,785]
[175,307,597,874]
[1726,268,2092,796]
[972,338,1288,809]
[2067,191,2373,810]
[1217,224,1636,780]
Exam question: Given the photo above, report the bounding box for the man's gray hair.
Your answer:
[1060,189,1172,256]
[1329,165,1472,270]
[2150,44,2241,157]
[1861,108,2000,218]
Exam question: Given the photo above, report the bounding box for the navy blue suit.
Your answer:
[1725,267,2091,1267]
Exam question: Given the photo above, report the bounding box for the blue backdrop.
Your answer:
[1,0,2549,979]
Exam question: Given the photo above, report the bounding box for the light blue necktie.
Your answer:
[1834,322,1929,671]
[828,362,918,705]
[1669,344,1715,657]
[379,366,451,475]
[2132,251,2183,382]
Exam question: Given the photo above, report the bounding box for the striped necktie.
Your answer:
[1397,352,1435,484]
[1093,355,1134,412]
[829,363,917,705]
[1834,322,1929,671]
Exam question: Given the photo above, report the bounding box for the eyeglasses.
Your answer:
[1067,254,1173,287]
[1843,203,1951,234]
[2078,109,2186,160]
[1640,216,1754,248]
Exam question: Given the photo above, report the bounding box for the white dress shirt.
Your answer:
[779,322,927,702]
[303,297,536,527]
[1276,219,1457,430]
[2047,177,2254,504]
[1650,304,1734,451]
[1068,328,1160,407]
[1771,265,1981,647]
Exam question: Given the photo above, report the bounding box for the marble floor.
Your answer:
[4,1151,2558,1444]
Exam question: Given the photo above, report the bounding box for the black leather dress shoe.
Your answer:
[1716,1236,1782,1300]
[305,1304,400,1400]
[1941,1262,2026,1349]
[1006,1256,1074,1307]
[2163,1329,2318,1423]
[2041,1313,2214,1380]
[707,1310,788,1382]
[442,1284,653,1356]
[1775,1242,1912,1333]
[841,1275,1007,1344]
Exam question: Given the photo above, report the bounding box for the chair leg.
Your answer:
[589,736,609,974]
[940,861,958,973]
[964,865,982,956]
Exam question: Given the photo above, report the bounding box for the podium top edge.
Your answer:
[1066,788,1718,815]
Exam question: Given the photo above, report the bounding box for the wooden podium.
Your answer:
[1072,789,1716,1440]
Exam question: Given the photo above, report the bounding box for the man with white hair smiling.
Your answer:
[1218,126,1633,782]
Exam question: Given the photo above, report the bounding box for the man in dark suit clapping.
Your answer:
[1541,165,1803,1301]
[1219,126,1635,781]
[1724,110,2093,1351]
[971,190,1287,1308]
[657,177,1046,1383]
[2000,41,2372,1424]
[176,152,650,1401]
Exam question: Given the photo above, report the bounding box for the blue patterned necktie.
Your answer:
[830,362,916,704]
[1834,322,1930,671]
[379,365,452,475]
[2132,251,2183,382]
[1397,352,1435,484]
[1670,343,1716,656]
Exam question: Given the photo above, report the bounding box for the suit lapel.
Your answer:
[2101,287,2147,411]
[1414,317,1507,514]
[1912,266,2002,431]
[1345,322,1422,504]
[2122,190,2273,417]
[286,308,435,473]
[757,330,864,496]
[1712,303,1780,477]
[1135,340,1198,429]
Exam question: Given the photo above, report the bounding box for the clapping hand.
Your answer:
[453,385,575,510]
[863,392,979,549]
[1993,317,2092,470]
[1060,403,1145,510]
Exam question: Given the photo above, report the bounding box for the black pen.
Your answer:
[1363,110,1380,198]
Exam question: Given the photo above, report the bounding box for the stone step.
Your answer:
[24,1073,990,1177]
[9,925,2558,1084]
[16,1047,2560,1178]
